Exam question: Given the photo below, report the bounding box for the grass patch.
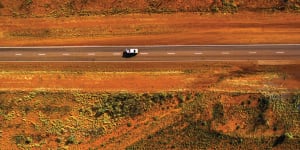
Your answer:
[13,135,33,145]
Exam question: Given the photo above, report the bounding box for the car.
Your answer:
[123,48,139,58]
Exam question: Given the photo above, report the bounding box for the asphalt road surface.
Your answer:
[0,44,299,62]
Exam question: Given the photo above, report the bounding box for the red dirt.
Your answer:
[0,62,299,93]
[1,12,300,46]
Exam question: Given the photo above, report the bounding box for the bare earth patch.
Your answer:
[1,12,300,46]
[0,62,299,92]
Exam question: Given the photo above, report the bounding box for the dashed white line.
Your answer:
[221,52,230,55]
[38,53,46,56]
[248,51,257,54]
[87,53,95,56]
[112,52,121,56]
[62,53,70,56]
[194,52,203,55]
[140,53,149,55]
[276,51,285,54]
[167,52,176,55]
[15,53,23,56]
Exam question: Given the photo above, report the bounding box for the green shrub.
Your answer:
[211,6,219,13]
[66,0,75,10]
[284,132,293,139]
[91,93,152,119]
[81,0,89,5]
[186,92,192,100]
[292,93,300,110]
[13,135,32,145]
[194,92,203,101]
[273,134,286,147]
[213,103,224,119]
[65,135,76,145]
[177,93,185,103]
[146,0,162,13]
[152,93,167,103]
[87,127,105,137]
[258,96,270,112]
[166,93,174,99]
[20,0,33,10]
[184,69,194,74]
[255,113,267,126]
[42,105,71,114]
[211,0,238,13]
[153,116,159,121]
[55,138,62,143]
[221,0,238,12]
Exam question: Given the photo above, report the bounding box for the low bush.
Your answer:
[65,135,76,145]
[91,92,177,119]
[177,93,185,103]
[258,96,270,113]
[213,103,224,120]
[13,135,32,145]
[273,134,286,147]
[19,0,33,10]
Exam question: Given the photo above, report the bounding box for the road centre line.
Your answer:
[38,53,46,56]
[167,52,176,55]
[112,52,121,55]
[15,53,23,56]
[248,51,257,54]
[87,53,95,56]
[221,52,230,55]
[62,53,70,56]
[194,52,203,55]
[276,51,285,54]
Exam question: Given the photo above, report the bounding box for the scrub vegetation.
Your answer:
[0,0,300,17]
[0,90,299,149]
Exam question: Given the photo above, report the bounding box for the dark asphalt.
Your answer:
[0,44,299,62]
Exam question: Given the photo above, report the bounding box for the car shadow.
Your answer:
[122,52,137,58]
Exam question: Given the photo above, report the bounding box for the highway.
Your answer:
[0,44,299,62]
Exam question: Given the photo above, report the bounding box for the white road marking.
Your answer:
[87,53,95,56]
[38,53,46,56]
[248,51,257,54]
[140,53,149,55]
[276,51,285,54]
[194,52,203,55]
[15,53,23,56]
[221,52,230,55]
[62,53,70,56]
[112,52,121,56]
[167,52,176,55]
